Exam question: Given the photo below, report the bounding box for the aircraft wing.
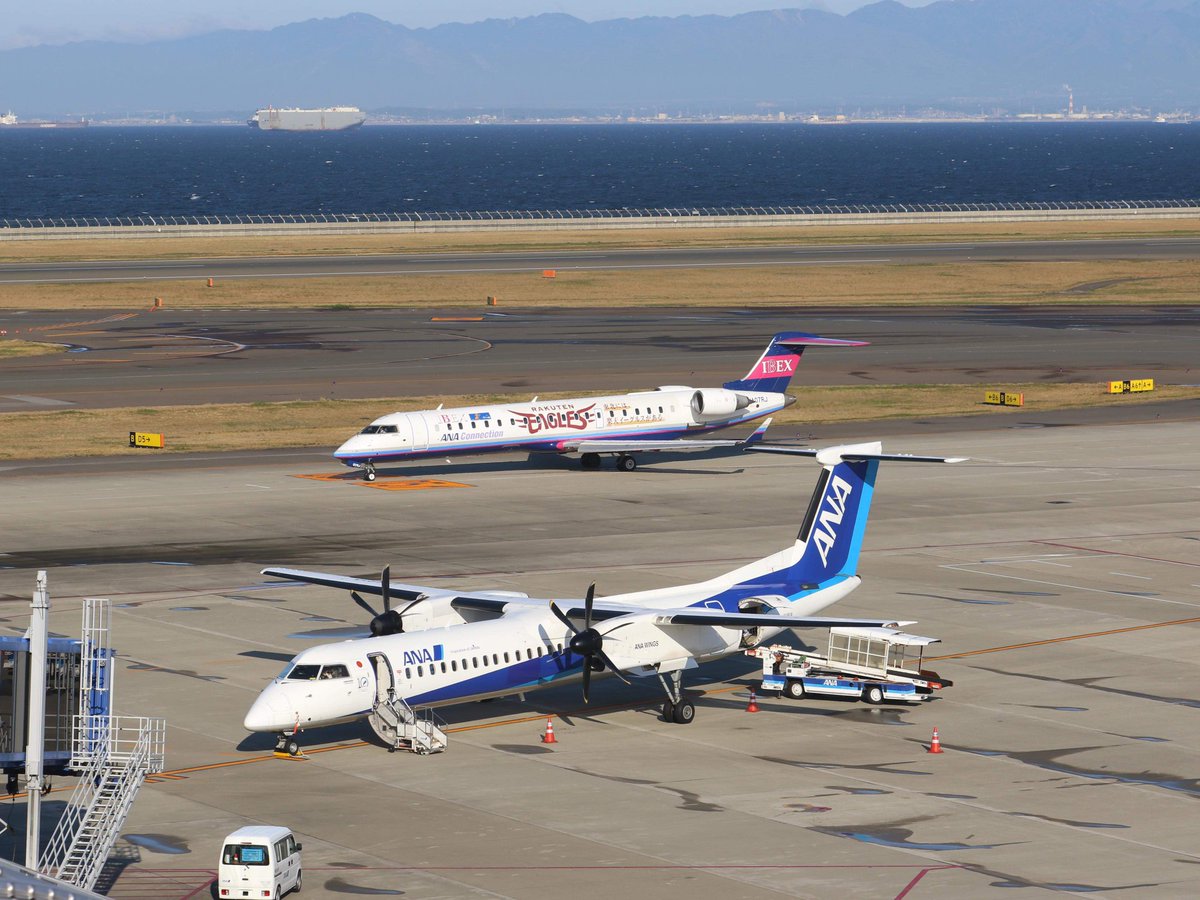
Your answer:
[562,417,772,455]
[260,568,907,630]
[261,567,431,602]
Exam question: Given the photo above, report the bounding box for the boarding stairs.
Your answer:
[42,716,166,889]
[39,599,167,891]
[369,691,447,755]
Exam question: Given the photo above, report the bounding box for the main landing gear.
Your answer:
[658,670,695,725]
[362,463,377,482]
[579,453,638,472]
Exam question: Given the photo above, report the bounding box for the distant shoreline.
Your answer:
[3,116,1193,128]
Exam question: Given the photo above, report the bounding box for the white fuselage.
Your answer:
[333,386,788,467]
[243,551,861,735]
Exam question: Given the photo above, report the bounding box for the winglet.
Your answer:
[741,417,773,447]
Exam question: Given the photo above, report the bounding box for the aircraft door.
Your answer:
[409,414,430,452]
[368,653,395,707]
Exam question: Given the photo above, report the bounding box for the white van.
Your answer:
[218,825,303,899]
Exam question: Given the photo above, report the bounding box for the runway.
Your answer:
[3,236,1200,285]
[3,305,1199,412]
[1,420,1198,897]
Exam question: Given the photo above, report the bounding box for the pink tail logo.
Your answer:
[748,354,798,379]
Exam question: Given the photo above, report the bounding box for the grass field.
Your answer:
[0,340,63,358]
[3,219,1199,311]
[4,383,1195,461]
[2,220,1196,461]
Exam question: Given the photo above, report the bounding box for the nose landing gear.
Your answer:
[274,733,303,759]
[362,463,377,482]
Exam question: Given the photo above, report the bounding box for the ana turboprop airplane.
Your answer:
[246,441,963,755]
[334,331,866,480]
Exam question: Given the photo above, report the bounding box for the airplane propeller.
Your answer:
[349,566,415,636]
[549,582,631,703]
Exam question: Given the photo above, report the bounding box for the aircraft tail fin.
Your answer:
[723,332,867,395]
[731,443,964,597]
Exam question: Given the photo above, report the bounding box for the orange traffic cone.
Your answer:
[540,717,558,744]
[746,688,760,713]
[927,726,943,754]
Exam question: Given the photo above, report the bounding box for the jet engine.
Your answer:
[691,388,751,421]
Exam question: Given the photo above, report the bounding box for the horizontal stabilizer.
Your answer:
[748,445,967,464]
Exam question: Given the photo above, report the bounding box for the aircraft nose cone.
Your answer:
[243,688,293,732]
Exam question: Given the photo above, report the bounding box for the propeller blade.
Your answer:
[583,582,596,631]
[581,662,591,704]
[597,650,632,685]
[381,565,392,613]
[350,591,380,619]
[549,600,581,635]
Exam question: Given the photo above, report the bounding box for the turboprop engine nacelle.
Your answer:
[691,388,751,422]
[600,614,742,671]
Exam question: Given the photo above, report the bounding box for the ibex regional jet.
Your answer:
[335,332,865,480]
[246,441,963,755]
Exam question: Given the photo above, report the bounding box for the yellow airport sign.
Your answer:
[1109,379,1155,394]
[984,390,1024,407]
[129,431,165,449]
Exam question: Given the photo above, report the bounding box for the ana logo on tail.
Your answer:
[812,474,853,565]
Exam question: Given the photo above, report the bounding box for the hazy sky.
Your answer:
[2,1,936,50]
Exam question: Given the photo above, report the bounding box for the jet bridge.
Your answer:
[0,573,165,893]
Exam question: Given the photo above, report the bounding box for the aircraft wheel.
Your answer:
[661,700,675,722]
[864,685,885,705]
[785,679,805,700]
[581,453,601,470]
[671,700,696,724]
[364,466,377,482]
[617,454,637,472]
[286,739,301,757]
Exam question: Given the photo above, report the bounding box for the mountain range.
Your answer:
[3,1,1199,117]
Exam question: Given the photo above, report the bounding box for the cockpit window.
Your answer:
[285,664,321,680]
[320,664,350,679]
[360,425,381,435]
[379,425,399,434]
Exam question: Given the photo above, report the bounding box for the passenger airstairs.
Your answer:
[39,600,166,891]
[368,691,447,755]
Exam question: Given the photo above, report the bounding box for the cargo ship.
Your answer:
[247,106,366,131]
[0,111,88,128]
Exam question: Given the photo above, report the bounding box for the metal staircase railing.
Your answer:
[42,715,165,890]
[369,693,447,755]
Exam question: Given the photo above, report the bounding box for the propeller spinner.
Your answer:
[550,582,631,703]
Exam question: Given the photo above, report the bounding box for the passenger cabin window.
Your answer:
[492,653,499,665]
[503,652,510,663]
[417,665,424,677]
[320,664,349,680]
[405,667,412,680]
[451,660,458,672]
[285,664,321,681]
